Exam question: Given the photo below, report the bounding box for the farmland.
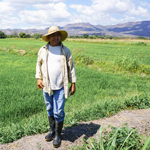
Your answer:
[0,38,150,146]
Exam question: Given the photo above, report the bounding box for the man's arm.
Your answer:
[69,83,75,95]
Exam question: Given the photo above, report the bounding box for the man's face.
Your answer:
[49,32,61,46]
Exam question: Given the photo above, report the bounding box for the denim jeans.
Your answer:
[43,87,65,122]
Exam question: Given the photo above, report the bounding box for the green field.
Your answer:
[0,38,150,145]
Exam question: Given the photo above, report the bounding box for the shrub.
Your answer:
[33,33,42,39]
[19,33,26,38]
[0,31,7,38]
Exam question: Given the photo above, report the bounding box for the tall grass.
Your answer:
[72,48,150,75]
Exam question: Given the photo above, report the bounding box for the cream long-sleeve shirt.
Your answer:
[35,42,77,98]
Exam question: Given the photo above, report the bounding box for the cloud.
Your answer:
[128,6,148,17]
[0,2,20,28]
[2,0,65,9]
[19,2,71,27]
[0,2,15,15]
[69,5,94,16]
[0,17,20,29]
[4,0,64,5]
[70,0,150,25]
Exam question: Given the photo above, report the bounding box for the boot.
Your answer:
[53,120,63,148]
[45,116,55,141]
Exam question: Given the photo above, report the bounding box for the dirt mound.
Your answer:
[0,109,150,150]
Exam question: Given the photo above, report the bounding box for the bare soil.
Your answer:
[0,109,150,150]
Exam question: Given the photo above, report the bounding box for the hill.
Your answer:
[1,20,150,37]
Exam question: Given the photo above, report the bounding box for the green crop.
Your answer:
[0,39,150,145]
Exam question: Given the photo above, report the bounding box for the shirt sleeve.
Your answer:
[66,48,77,83]
[35,49,43,79]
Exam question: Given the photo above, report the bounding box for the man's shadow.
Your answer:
[61,122,100,142]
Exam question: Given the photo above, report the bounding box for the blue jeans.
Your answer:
[43,87,65,122]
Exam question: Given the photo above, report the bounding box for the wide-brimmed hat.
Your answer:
[42,26,68,42]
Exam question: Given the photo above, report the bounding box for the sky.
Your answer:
[0,0,150,29]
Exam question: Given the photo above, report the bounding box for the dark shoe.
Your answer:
[45,116,55,141]
[53,121,63,148]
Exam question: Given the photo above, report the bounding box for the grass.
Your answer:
[70,125,150,150]
[0,38,150,145]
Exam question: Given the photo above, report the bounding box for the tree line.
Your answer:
[0,31,149,40]
[0,31,42,39]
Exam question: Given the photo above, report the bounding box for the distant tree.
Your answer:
[82,34,89,38]
[19,32,26,38]
[0,31,7,38]
[89,36,94,39]
[98,35,105,39]
[26,34,31,38]
[33,33,42,39]
[7,32,19,38]
[137,36,146,40]
[106,35,113,39]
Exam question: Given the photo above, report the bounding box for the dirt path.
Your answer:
[1,109,150,150]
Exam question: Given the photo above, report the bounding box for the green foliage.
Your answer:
[134,42,147,46]
[33,33,42,39]
[104,125,143,150]
[19,32,26,38]
[113,54,150,74]
[124,95,150,109]
[72,48,150,75]
[82,34,89,38]
[26,34,31,38]
[73,48,94,65]
[70,125,150,150]
[7,34,18,38]
[0,31,7,38]
[69,34,148,40]
[19,33,31,38]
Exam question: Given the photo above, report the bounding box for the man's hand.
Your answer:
[69,83,76,95]
[37,79,44,90]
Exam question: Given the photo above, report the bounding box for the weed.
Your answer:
[70,125,150,150]
[124,95,150,109]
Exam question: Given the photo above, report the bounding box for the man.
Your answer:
[35,26,77,148]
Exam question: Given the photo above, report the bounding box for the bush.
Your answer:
[19,33,26,38]
[7,34,18,38]
[33,33,42,39]
[0,31,7,38]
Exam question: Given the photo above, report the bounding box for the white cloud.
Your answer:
[19,2,71,27]
[0,2,15,14]
[70,0,150,25]
[69,5,94,16]
[2,0,65,9]
[91,0,134,14]
[129,6,148,17]
[0,2,20,28]
[4,0,64,4]
[0,17,20,29]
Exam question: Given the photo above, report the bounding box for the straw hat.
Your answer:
[42,26,68,42]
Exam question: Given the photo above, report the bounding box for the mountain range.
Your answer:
[1,20,150,37]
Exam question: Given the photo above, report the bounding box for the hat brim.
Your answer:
[42,30,68,42]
